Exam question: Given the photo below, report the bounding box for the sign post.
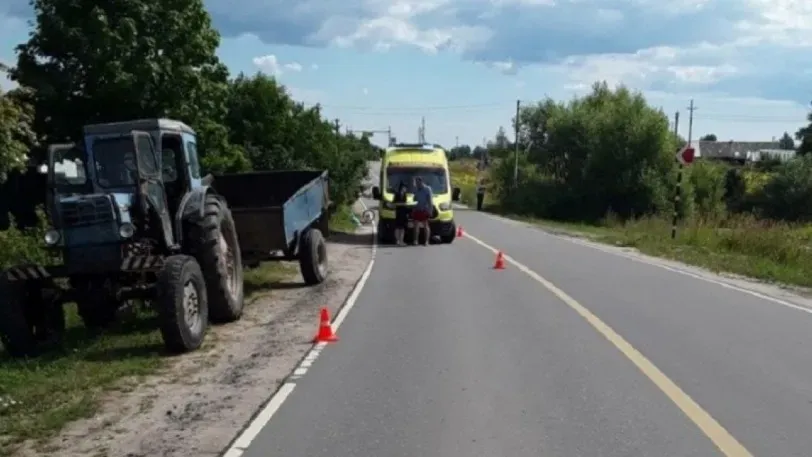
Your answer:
[671,145,695,239]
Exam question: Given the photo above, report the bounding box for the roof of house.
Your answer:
[692,140,781,159]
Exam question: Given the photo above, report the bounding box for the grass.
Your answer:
[0,305,166,455]
[0,203,360,454]
[493,210,812,289]
[328,204,359,234]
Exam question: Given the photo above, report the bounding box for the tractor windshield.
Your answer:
[51,146,91,194]
[93,137,139,188]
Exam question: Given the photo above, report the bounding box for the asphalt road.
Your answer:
[234,177,812,457]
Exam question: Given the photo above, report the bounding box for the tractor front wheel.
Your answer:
[156,255,209,353]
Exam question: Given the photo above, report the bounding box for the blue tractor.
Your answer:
[0,119,245,356]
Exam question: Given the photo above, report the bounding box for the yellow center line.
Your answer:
[464,232,755,457]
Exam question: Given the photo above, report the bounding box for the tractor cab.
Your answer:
[41,119,204,271]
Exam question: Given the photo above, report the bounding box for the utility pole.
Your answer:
[334,119,341,153]
[671,111,681,240]
[687,99,697,145]
[455,136,459,148]
[673,111,680,137]
[513,99,520,188]
[418,117,426,143]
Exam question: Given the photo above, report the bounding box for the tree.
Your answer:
[487,127,512,158]
[503,81,679,221]
[779,131,795,150]
[11,0,237,169]
[0,86,35,183]
[700,134,717,141]
[223,72,370,205]
[796,108,812,156]
[448,144,471,160]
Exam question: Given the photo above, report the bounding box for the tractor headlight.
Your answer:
[44,229,60,246]
[438,202,451,211]
[119,223,135,239]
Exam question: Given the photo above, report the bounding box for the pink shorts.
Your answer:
[412,209,430,222]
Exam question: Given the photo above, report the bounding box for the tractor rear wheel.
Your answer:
[0,279,65,357]
[189,193,245,323]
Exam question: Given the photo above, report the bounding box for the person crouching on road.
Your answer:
[411,176,433,246]
[393,181,409,246]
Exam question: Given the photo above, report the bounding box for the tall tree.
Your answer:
[11,0,235,166]
[502,81,679,221]
[778,131,795,150]
[0,84,35,183]
[796,109,812,155]
[700,133,717,141]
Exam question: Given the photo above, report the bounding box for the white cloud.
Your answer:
[284,62,303,72]
[310,63,319,70]
[252,54,304,76]
[252,55,282,75]
[362,87,369,95]
[487,60,517,75]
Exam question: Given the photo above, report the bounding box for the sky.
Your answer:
[1,0,811,149]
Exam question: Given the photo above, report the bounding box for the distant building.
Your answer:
[690,140,793,164]
[757,148,796,162]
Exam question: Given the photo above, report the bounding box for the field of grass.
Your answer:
[0,205,356,454]
[510,214,812,289]
[448,157,812,289]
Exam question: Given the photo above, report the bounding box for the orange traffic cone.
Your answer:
[314,307,338,343]
[456,226,464,237]
[493,251,505,270]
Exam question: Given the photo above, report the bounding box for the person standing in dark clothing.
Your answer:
[393,181,409,246]
[475,178,486,211]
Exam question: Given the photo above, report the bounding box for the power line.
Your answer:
[316,102,507,112]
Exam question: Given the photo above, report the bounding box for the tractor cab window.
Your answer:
[186,141,201,179]
[161,149,179,182]
[93,137,139,188]
[52,146,89,192]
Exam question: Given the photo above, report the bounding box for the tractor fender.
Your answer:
[174,186,224,245]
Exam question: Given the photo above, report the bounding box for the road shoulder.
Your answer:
[470,209,812,309]
[15,227,374,457]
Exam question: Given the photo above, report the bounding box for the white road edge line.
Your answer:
[480,211,812,315]
[221,224,378,457]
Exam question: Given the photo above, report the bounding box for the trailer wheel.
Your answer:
[0,279,65,358]
[190,193,245,323]
[156,255,208,353]
[300,228,328,285]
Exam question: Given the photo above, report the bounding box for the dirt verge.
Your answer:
[16,227,374,457]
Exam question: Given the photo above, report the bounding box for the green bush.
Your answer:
[0,210,51,270]
[687,160,727,220]
[756,155,812,222]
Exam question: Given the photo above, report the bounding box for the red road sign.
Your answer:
[676,145,695,165]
